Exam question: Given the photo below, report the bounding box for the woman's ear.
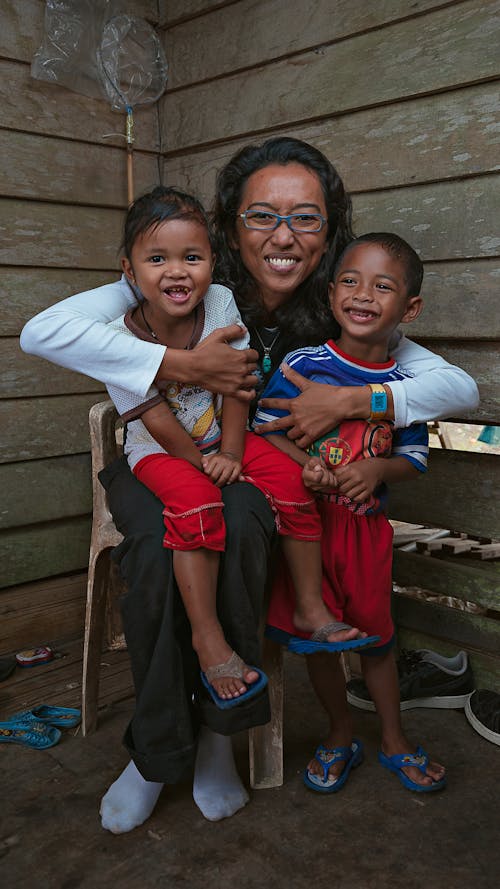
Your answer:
[401,295,424,324]
[121,256,135,283]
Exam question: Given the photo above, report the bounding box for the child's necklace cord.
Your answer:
[139,302,202,349]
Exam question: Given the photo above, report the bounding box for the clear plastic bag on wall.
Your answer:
[31,0,168,110]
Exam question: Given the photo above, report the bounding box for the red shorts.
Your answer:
[133,431,321,551]
[267,500,394,645]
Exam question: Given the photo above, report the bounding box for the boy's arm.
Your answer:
[264,433,309,466]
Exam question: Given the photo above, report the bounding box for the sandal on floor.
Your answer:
[200,651,268,710]
[378,746,446,792]
[288,622,380,654]
[304,739,364,793]
[11,705,81,729]
[0,718,61,749]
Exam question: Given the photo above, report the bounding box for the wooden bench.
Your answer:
[82,400,284,789]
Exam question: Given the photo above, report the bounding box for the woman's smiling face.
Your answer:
[234,163,329,314]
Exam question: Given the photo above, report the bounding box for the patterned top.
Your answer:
[253,340,429,515]
[106,283,249,469]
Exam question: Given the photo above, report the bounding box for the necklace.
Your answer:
[138,302,204,349]
[253,327,280,373]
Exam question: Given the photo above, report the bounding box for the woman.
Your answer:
[21,137,479,832]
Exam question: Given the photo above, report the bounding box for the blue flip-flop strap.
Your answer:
[315,744,353,783]
[387,746,429,774]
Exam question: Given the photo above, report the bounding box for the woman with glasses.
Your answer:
[21,137,478,833]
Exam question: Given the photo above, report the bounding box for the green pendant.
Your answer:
[262,353,272,373]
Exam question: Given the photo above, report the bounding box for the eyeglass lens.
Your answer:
[243,211,324,232]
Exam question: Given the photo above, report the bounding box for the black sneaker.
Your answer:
[465,689,500,746]
[346,648,475,711]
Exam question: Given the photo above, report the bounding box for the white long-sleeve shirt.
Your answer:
[20,275,480,428]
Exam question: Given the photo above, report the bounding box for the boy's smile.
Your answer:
[122,218,213,342]
[329,242,423,362]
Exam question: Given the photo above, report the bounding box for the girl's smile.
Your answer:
[122,218,213,342]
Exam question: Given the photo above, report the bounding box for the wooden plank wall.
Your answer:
[157,0,500,684]
[1,1,499,679]
[0,0,161,595]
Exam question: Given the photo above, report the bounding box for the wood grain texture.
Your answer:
[160,3,500,150]
[393,550,500,611]
[3,268,120,334]
[1,344,105,399]
[162,81,500,199]
[1,0,159,63]
[0,200,123,269]
[1,60,159,151]
[0,130,160,205]
[0,454,92,528]
[388,449,500,539]
[0,515,92,588]
[163,0,449,89]
[0,573,87,652]
[0,394,105,462]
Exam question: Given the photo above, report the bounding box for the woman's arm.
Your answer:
[20,277,259,400]
[389,333,479,428]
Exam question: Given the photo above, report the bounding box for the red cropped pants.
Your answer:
[133,431,321,552]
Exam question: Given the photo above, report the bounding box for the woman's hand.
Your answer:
[202,452,242,487]
[158,325,259,402]
[256,364,363,448]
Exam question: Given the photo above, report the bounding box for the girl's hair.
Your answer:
[334,232,424,296]
[122,185,213,258]
[212,136,354,349]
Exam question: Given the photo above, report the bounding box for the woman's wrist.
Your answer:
[340,385,394,422]
[155,347,194,385]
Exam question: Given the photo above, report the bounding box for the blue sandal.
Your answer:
[304,739,364,793]
[378,745,446,792]
[288,622,380,654]
[11,705,81,729]
[201,651,268,710]
[0,718,61,749]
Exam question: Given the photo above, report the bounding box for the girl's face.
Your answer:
[122,218,213,326]
[233,163,329,314]
[329,242,422,361]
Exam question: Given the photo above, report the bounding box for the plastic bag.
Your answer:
[31,0,168,110]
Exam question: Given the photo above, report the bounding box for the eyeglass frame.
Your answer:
[238,210,327,234]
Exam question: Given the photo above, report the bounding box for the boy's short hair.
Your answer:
[334,232,424,296]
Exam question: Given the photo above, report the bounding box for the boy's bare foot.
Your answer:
[380,736,446,789]
[294,604,367,644]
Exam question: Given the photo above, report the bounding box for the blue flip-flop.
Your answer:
[0,718,61,749]
[378,745,447,792]
[11,705,81,729]
[304,739,364,793]
[288,636,380,654]
[201,651,268,710]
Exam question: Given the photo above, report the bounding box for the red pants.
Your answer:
[134,431,321,552]
[267,500,395,645]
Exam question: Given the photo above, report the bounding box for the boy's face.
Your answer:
[329,242,423,360]
[122,218,213,324]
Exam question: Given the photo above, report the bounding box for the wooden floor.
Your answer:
[1,651,498,889]
[0,637,133,720]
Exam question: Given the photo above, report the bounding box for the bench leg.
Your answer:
[249,637,284,789]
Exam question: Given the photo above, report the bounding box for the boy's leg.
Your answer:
[241,433,362,642]
[362,650,446,787]
[305,652,354,783]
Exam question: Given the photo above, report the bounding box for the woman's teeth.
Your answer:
[266,257,297,269]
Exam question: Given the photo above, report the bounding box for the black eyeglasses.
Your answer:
[239,210,326,233]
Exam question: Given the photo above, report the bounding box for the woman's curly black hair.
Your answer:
[212,137,354,351]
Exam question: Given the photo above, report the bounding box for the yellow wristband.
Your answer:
[367,383,387,422]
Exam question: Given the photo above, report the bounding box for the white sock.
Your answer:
[193,726,249,821]
[100,760,163,834]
